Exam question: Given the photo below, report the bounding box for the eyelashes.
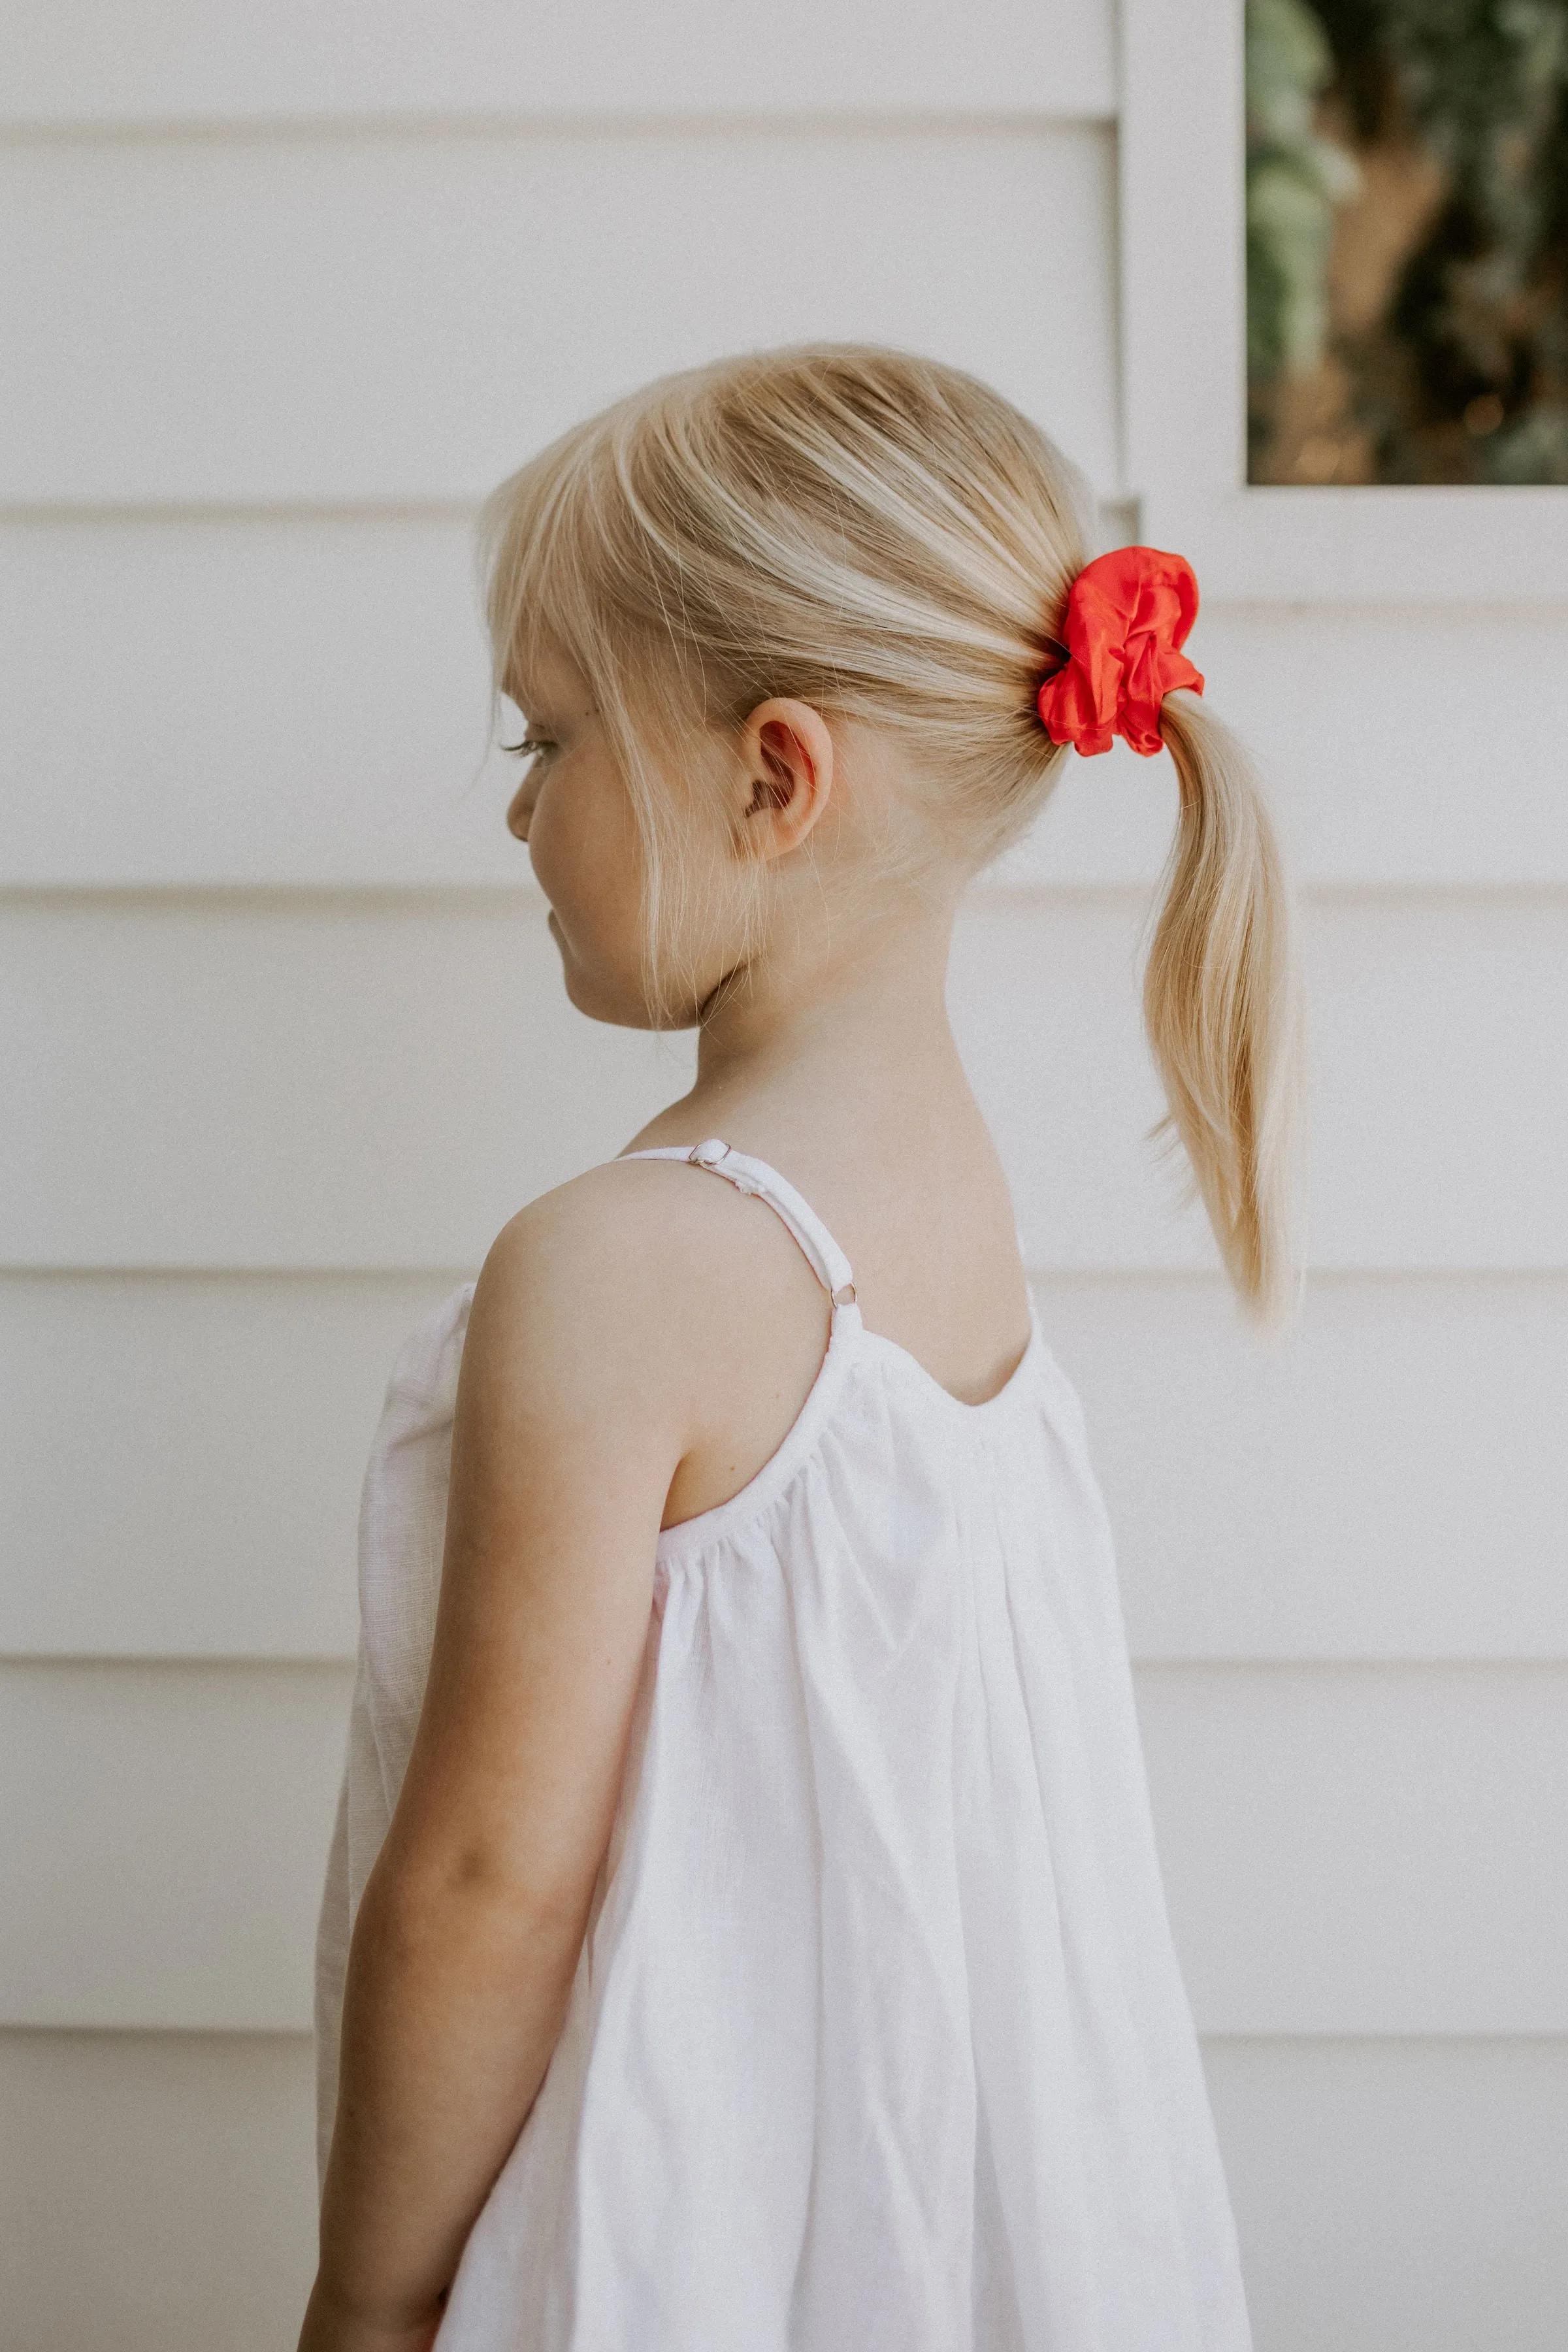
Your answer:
[500,732,555,762]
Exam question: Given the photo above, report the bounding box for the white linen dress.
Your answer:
[315,1138,1252,2350]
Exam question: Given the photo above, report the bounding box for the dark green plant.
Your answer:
[1246,0,1363,378]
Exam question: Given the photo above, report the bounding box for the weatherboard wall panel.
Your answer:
[3,1269,1563,1664]
[5,893,1565,1273]
[0,123,1120,506]
[0,0,1117,125]
[7,519,1567,890]
[5,1659,1563,2038]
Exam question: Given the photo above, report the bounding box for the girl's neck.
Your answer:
[632,876,1030,1403]
[672,893,975,1151]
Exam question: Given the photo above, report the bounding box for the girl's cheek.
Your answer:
[523,789,573,913]
[530,764,645,953]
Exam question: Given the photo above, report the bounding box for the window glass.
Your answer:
[1245,0,1568,483]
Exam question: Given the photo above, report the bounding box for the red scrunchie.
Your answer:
[1036,546,1204,757]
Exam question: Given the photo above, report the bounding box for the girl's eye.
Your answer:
[500,733,556,764]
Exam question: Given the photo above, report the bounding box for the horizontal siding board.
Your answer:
[1203,2037,1568,2352]
[1138,1664,1568,2038]
[0,0,1116,123]
[5,1270,1565,1663]
[4,894,1565,1272]
[3,1661,351,2031]
[0,516,521,889]
[9,523,1568,890]
[5,1659,1564,2034]
[1201,606,1568,890]
[1293,892,1568,1270]
[0,1272,453,1659]
[0,124,1120,504]
[0,2029,318,2352]
[999,603,1568,891]
[5,2029,1563,2351]
[961,891,1568,1271]
[1041,1271,1568,1663]
[0,896,700,1269]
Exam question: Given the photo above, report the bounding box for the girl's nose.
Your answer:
[506,776,534,841]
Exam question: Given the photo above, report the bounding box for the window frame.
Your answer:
[1119,0,1568,600]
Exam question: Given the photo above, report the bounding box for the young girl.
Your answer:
[302,345,1299,2352]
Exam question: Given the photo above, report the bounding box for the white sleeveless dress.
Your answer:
[315,1140,1251,2351]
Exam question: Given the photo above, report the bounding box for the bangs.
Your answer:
[478,416,621,717]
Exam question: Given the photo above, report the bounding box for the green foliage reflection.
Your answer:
[1245,0,1568,483]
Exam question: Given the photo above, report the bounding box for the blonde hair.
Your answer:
[478,344,1303,1321]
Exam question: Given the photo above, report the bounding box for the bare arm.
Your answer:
[299,1174,698,2350]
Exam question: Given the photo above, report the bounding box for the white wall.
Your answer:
[3,6,1564,2345]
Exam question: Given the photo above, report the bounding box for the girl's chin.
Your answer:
[546,918,657,1031]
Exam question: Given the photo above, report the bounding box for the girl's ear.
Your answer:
[736,699,834,862]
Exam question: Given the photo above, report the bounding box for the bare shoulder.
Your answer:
[465,1155,828,1449]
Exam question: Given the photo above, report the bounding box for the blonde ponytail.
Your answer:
[1146,691,1303,1324]
[480,344,1303,1320]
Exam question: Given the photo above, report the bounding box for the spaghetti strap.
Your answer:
[620,1138,858,1309]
